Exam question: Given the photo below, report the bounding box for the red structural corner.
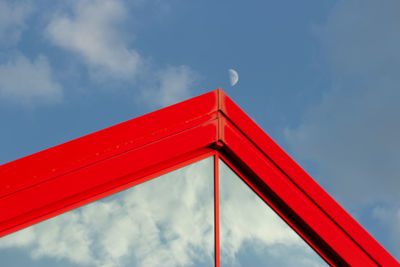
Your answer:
[0,89,398,267]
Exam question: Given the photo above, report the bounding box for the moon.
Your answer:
[228,69,239,86]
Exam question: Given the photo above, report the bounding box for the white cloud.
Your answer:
[219,161,325,266]
[0,158,214,267]
[285,0,400,207]
[0,0,33,46]
[284,0,400,258]
[284,81,400,206]
[0,159,327,266]
[0,1,62,107]
[141,65,197,108]
[0,54,63,105]
[0,227,35,248]
[45,0,199,107]
[46,0,141,80]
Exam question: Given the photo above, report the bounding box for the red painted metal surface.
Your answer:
[218,90,398,266]
[223,120,370,265]
[0,122,217,237]
[0,90,218,198]
[217,152,337,266]
[0,88,398,266]
[214,154,221,267]
[0,90,219,237]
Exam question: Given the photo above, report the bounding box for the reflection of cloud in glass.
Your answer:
[219,160,327,267]
[0,157,214,267]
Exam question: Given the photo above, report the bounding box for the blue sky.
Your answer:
[0,0,399,264]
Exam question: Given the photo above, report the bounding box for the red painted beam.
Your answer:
[0,90,218,199]
[218,91,399,266]
[1,88,398,266]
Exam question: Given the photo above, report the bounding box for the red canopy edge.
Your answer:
[0,89,398,266]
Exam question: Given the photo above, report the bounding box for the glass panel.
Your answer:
[219,159,327,267]
[0,157,214,267]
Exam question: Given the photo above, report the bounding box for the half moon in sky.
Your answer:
[228,69,239,86]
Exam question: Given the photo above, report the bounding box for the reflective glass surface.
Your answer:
[0,157,214,267]
[219,159,327,267]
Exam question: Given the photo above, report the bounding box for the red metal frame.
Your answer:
[214,154,221,267]
[0,89,398,266]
